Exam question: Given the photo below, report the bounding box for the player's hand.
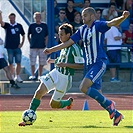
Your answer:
[47,58,55,64]
[56,62,66,67]
[43,48,52,55]
[122,11,130,18]
[18,42,23,48]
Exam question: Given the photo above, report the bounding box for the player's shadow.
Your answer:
[33,126,50,129]
[124,126,133,128]
[33,125,133,129]
[81,125,108,128]
[68,125,110,128]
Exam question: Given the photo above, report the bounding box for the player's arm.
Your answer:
[0,10,5,27]
[56,62,84,69]
[44,38,74,54]
[47,58,55,64]
[107,11,130,27]
[114,36,122,41]
[27,33,31,43]
[18,35,25,48]
[45,36,48,46]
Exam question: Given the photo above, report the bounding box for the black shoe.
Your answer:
[11,83,21,89]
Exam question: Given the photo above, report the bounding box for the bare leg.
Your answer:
[34,82,48,100]
[31,65,35,76]
[110,68,116,78]
[9,64,15,76]
[80,78,93,93]
[50,100,61,108]
[18,83,48,126]
[3,66,20,88]
[38,65,43,76]
[29,82,48,112]
[16,63,21,75]
[3,66,13,80]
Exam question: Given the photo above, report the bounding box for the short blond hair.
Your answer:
[33,12,41,18]
[82,7,96,16]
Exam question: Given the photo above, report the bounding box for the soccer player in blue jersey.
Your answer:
[18,23,84,126]
[44,7,130,126]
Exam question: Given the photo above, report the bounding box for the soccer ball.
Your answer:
[22,109,37,124]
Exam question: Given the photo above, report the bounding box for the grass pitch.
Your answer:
[0,110,133,133]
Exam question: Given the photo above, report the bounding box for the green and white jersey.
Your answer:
[55,43,84,75]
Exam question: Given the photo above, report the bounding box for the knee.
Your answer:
[80,79,93,94]
[79,84,83,92]
[3,66,8,72]
[35,86,46,98]
[50,100,60,109]
[35,83,47,99]
[35,89,43,98]
[79,83,88,94]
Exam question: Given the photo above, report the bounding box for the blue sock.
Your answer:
[86,87,111,109]
[115,110,121,118]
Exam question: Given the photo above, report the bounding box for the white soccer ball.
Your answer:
[22,109,37,124]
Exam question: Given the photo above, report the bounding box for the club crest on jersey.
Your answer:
[36,27,42,33]
[15,28,19,32]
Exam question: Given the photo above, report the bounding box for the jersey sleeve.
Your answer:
[20,24,25,36]
[95,21,110,33]
[70,29,82,43]
[72,44,84,64]
[2,22,9,29]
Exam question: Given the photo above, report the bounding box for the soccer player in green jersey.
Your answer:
[19,23,84,126]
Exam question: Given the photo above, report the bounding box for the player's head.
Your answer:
[33,12,41,23]
[59,8,66,18]
[82,7,96,25]
[108,2,116,12]
[58,23,73,43]
[8,13,16,24]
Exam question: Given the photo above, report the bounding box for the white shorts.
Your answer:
[40,69,72,101]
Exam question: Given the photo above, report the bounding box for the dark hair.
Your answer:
[108,2,116,7]
[67,0,74,3]
[84,0,90,3]
[8,13,16,17]
[95,8,102,14]
[74,11,81,17]
[59,8,66,12]
[59,23,73,35]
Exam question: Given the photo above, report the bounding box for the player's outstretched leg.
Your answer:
[85,87,116,119]
[18,83,46,127]
[66,97,73,109]
[59,97,73,109]
[106,101,116,119]
[113,110,124,126]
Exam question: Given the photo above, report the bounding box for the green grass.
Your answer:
[0,110,133,133]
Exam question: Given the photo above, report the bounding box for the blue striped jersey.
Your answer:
[70,20,110,65]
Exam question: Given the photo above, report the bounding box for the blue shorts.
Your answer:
[7,48,22,64]
[107,50,121,68]
[85,60,107,90]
